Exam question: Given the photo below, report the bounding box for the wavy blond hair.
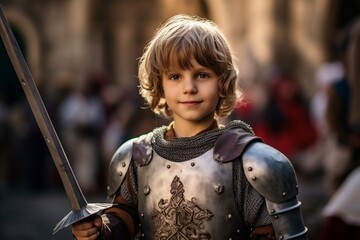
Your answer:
[138,14,242,118]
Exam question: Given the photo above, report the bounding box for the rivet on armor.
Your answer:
[282,192,286,197]
[140,213,144,218]
[167,165,171,169]
[144,185,151,195]
[279,236,284,240]
[229,238,232,240]
[122,162,126,167]
[191,162,195,167]
[248,167,253,171]
[271,209,275,214]
[252,176,257,181]
[106,186,110,190]
[119,172,123,176]
[237,229,241,233]
[274,215,278,219]
[214,184,224,194]
[227,214,232,220]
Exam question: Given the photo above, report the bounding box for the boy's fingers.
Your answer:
[73,231,99,240]
[72,221,94,230]
[93,217,102,227]
[72,226,99,238]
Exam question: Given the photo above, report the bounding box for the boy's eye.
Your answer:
[169,74,180,80]
[197,73,209,79]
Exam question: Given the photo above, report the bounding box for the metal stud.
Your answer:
[191,162,195,167]
[119,172,123,176]
[252,176,257,181]
[227,214,232,220]
[214,184,224,194]
[122,162,126,167]
[167,165,171,169]
[248,167,253,171]
[144,185,150,195]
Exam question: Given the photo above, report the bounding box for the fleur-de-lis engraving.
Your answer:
[152,176,213,240]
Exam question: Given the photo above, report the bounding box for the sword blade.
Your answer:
[0,5,112,234]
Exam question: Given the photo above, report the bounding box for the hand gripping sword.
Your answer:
[0,5,113,234]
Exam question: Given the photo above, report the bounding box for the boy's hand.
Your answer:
[72,216,102,240]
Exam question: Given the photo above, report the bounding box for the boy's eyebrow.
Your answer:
[164,67,213,75]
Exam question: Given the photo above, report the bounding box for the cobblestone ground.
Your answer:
[0,173,327,240]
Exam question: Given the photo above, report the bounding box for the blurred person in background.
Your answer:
[318,18,360,240]
[246,69,318,163]
[58,71,107,195]
[322,18,360,197]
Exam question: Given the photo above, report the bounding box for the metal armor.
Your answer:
[106,126,308,239]
[137,148,244,239]
[242,142,308,239]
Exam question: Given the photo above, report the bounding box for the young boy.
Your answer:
[72,14,308,240]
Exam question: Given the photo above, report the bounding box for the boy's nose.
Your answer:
[183,77,197,94]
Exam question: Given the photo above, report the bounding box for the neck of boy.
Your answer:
[170,118,219,138]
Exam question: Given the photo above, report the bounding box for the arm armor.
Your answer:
[242,142,308,240]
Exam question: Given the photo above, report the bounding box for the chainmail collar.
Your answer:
[152,120,253,162]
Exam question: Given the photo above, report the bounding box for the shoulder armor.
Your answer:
[242,142,308,239]
[107,132,154,197]
[242,142,298,203]
[107,138,134,197]
[133,132,153,166]
[213,125,261,163]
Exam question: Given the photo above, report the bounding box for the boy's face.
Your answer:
[162,59,219,127]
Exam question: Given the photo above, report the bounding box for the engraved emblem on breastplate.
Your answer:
[152,176,213,239]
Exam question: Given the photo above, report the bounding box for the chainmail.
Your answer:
[120,120,271,229]
[152,120,254,162]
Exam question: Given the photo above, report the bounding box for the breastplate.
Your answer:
[137,148,243,239]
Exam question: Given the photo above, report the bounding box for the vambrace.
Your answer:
[242,142,308,240]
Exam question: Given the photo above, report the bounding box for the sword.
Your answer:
[0,5,113,234]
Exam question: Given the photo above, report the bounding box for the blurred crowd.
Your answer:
[0,69,168,195]
[233,18,360,239]
[0,17,360,240]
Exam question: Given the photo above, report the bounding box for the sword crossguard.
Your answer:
[53,203,114,234]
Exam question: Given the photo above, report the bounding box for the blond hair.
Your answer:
[138,14,241,118]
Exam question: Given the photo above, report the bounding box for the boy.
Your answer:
[72,14,308,240]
